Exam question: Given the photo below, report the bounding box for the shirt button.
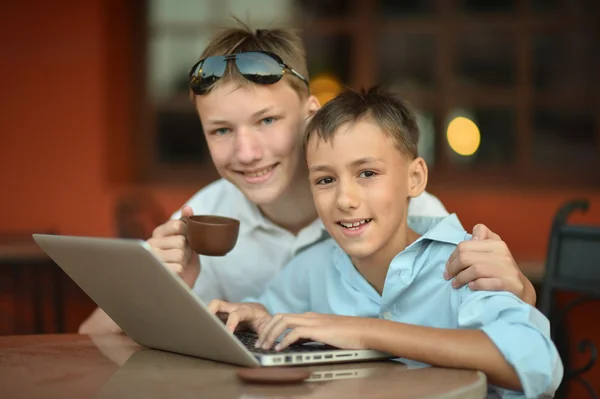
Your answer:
[382,312,392,320]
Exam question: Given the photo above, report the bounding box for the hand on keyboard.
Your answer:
[235,332,336,354]
[256,313,370,352]
[207,299,272,334]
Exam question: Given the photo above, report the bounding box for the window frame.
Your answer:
[136,0,600,188]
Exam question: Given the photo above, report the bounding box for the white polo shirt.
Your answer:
[173,179,448,304]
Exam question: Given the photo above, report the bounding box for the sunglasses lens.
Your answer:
[200,56,227,80]
[236,52,283,85]
[189,56,227,94]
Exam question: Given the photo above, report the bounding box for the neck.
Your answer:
[353,220,421,295]
[259,167,318,236]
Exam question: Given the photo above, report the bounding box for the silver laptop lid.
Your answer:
[33,234,259,367]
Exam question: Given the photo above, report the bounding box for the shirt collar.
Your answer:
[332,213,468,275]
[407,213,468,247]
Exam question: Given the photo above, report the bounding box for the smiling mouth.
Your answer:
[239,164,277,178]
[337,219,372,230]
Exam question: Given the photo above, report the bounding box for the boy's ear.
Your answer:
[407,157,428,198]
[305,95,321,117]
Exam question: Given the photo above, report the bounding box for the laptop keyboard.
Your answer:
[235,332,335,354]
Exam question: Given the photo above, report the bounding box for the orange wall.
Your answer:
[0,1,190,238]
[1,2,599,261]
[2,2,113,237]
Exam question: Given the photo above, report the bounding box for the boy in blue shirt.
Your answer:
[208,86,562,398]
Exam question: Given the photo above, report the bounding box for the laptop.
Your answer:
[33,234,392,367]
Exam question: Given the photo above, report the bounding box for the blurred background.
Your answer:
[1,0,599,395]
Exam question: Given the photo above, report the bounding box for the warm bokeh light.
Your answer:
[446,116,481,156]
[309,74,342,105]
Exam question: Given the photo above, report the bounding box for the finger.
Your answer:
[152,219,186,238]
[455,240,502,254]
[253,315,272,334]
[467,277,507,292]
[181,205,194,218]
[472,224,501,241]
[228,307,258,332]
[147,235,187,251]
[154,248,189,266]
[164,262,183,275]
[255,315,276,347]
[445,241,498,277]
[207,300,238,315]
[446,249,503,278]
[257,314,288,349]
[259,314,307,349]
[207,299,224,314]
[226,311,241,333]
[451,263,498,288]
[445,249,458,278]
[275,327,311,351]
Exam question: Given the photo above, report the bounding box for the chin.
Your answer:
[334,238,377,260]
[344,248,376,261]
[244,186,286,206]
[227,175,290,206]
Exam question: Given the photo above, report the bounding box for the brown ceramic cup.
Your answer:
[181,215,240,256]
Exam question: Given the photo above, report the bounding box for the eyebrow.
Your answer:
[205,119,229,126]
[309,157,382,173]
[349,157,381,167]
[205,106,276,126]
[252,106,276,119]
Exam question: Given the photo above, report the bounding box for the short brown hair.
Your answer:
[196,21,309,97]
[304,86,420,158]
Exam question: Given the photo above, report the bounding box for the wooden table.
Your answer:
[0,334,487,399]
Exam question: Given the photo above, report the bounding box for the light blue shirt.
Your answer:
[245,214,563,398]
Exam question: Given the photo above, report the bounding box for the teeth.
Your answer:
[339,219,371,229]
[245,165,274,178]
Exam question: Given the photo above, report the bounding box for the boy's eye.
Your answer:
[213,128,230,136]
[359,170,376,178]
[260,117,276,125]
[316,177,334,185]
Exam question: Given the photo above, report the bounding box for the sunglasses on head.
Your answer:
[188,51,309,95]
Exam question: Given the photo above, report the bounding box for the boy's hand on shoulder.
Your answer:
[207,299,272,334]
[444,224,533,304]
[256,313,369,352]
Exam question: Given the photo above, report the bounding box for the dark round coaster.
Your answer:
[236,367,312,384]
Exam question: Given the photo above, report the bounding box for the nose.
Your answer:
[234,127,263,165]
[336,180,360,212]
